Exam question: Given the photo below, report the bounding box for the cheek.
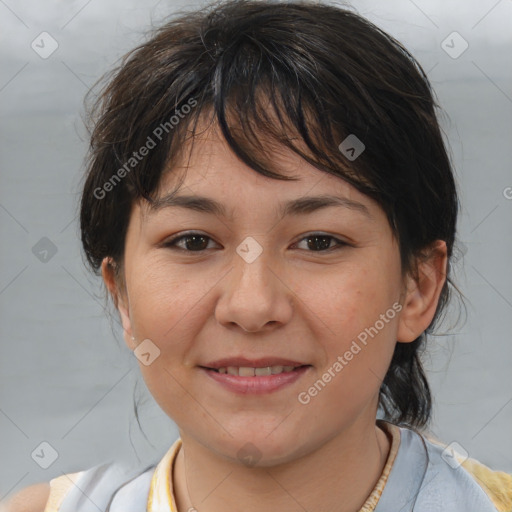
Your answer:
[299,257,399,340]
[295,259,400,402]
[126,264,210,386]
[128,264,199,335]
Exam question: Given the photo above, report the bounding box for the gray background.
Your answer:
[1,0,511,501]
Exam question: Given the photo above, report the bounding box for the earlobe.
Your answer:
[101,257,135,350]
[397,240,448,343]
[116,299,135,349]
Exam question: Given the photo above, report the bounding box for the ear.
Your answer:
[397,240,448,343]
[101,257,136,350]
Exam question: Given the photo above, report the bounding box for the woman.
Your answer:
[6,0,511,510]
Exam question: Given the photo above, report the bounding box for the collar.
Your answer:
[147,437,182,512]
[147,423,401,512]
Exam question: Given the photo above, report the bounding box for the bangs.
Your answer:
[110,24,378,207]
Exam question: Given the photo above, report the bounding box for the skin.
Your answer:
[102,123,447,512]
[2,483,49,512]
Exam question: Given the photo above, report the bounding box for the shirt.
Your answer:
[43,422,512,512]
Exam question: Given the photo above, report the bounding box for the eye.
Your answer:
[163,231,217,252]
[293,233,348,252]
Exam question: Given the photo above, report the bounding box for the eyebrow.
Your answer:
[147,193,373,221]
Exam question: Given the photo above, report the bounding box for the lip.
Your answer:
[200,365,311,394]
[202,357,307,369]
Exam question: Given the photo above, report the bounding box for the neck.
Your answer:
[173,418,391,512]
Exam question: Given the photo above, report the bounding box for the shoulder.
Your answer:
[2,461,155,512]
[459,456,512,512]
[2,470,84,512]
[378,424,511,512]
[421,431,512,512]
[3,440,179,512]
[2,482,50,512]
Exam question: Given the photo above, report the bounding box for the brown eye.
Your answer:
[294,233,348,252]
[164,232,216,252]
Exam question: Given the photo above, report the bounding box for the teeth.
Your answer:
[255,367,272,376]
[216,365,298,376]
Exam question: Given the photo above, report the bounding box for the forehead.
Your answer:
[139,122,377,223]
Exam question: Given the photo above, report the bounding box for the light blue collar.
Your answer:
[375,425,498,511]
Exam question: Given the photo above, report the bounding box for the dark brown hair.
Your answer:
[80,0,461,428]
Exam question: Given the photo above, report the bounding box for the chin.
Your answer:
[206,426,311,468]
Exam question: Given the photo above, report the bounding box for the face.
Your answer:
[106,124,414,466]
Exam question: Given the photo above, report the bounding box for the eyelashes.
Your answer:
[163,232,217,252]
[162,231,349,253]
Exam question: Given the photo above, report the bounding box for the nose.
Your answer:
[214,243,293,333]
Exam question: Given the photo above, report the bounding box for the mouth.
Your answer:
[198,364,312,394]
[201,364,311,376]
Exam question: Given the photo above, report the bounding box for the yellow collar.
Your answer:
[147,437,182,512]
